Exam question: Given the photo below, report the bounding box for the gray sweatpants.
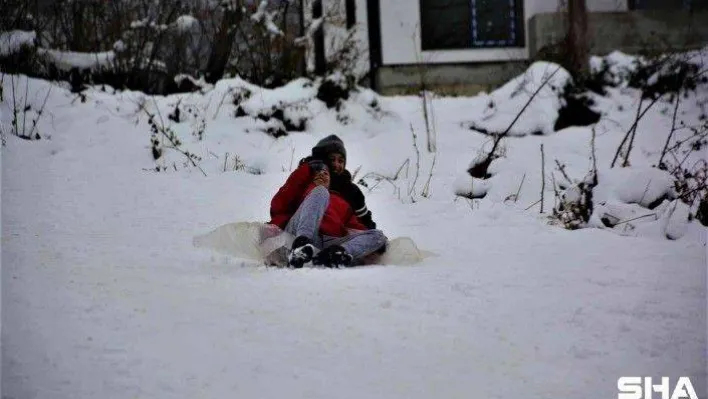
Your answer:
[285,185,387,262]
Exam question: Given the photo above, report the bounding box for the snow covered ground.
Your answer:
[2,55,706,398]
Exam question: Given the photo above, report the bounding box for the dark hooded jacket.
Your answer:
[308,134,377,229]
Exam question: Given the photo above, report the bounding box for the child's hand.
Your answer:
[313,170,330,188]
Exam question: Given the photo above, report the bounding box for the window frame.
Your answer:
[419,0,525,51]
[628,0,694,10]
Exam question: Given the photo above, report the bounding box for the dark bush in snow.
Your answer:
[552,171,597,230]
[317,73,355,109]
[697,196,708,226]
[226,76,380,138]
[467,153,499,180]
[0,0,311,94]
[272,108,307,132]
[231,87,253,107]
[589,50,707,98]
[235,101,308,137]
[0,31,39,75]
[465,62,600,139]
[554,87,601,131]
[173,75,207,93]
[630,57,703,99]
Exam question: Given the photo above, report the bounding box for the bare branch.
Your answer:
[540,144,546,213]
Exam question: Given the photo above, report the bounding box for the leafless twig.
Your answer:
[540,144,546,213]
[611,94,663,168]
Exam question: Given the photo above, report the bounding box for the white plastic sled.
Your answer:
[193,222,434,267]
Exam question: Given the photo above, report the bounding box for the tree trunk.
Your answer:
[71,0,86,51]
[313,0,326,76]
[566,0,589,78]
[205,5,242,84]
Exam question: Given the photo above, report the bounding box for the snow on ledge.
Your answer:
[174,15,199,32]
[0,30,36,57]
[37,48,116,72]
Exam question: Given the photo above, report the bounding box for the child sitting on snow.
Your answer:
[268,135,387,267]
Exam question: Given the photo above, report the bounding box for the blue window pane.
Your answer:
[418,0,524,50]
[420,0,472,50]
[471,0,522,47]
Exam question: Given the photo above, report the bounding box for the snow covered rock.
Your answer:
[587,167,698,240]
[464,61,572,136]
[595,167,676,209]
[454,174,490,199]
[591,201,656,228]
[661,200,692,240]
[602,199,693,241]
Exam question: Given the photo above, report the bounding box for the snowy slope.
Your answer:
[2,60,706,399]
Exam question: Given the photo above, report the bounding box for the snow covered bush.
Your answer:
[589,48,708,98]
[464,61,600,138]
[0,73,54,141]
[455,47,706,239]
[544,161,697,238]
[0,30,40,78]
[584,47,708,229]
[630,54,705,99]
[321,25,368,82]
[464,62,572,137]
[0,30,36,58]
[145,109,204,174]
[0,0,374,97]
[545,133,600,230]
[553,176,596,230]
[223,1,306,87]
[462,62,599,184]
[228,75,385,138]
[588,51,645,93]
[0,1,307,94]
[585,167,699,239]
[660,120,708,226]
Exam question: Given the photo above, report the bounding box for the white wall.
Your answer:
[377,0,629,65]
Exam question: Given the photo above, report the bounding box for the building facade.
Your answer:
[310,0,708,93]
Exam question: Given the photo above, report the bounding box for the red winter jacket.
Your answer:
[269,163,367,237]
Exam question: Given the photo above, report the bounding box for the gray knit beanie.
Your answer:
[312,134,346,161]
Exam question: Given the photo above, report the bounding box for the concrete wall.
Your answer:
[374,61,529,95]
[529,9,708,58]
[528,0,627,14]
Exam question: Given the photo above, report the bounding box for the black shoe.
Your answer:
[288,236,315,268]
[312,245,353,268]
